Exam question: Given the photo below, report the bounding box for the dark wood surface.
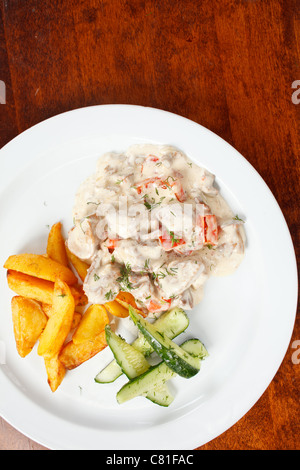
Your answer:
[0,0,299,450]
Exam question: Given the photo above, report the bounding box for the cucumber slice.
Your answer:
[105,325,149,378]
[116,338,205,405]
[180,338,209,361]
[104,324,174,406]
[95,307,189,384]
[145,384,175,407]
[117,362,176,404]
[128,306,200,378]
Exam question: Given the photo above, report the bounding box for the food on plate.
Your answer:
[65,245,89,282]
[104,324,174,406]
[46,222,69,267]
[95,307,189,384]
[44,355,66,393]
[11,296,47,358]
[3,144,245,402]
[72,304,109,344]
[4,253,77,286]
[59,330,107,370]
[103,299,130,318]
[100,306,209,406]
[6,270,87,306]
[37,279,75,357]
[66,144,245,316]
[128,306,201,378]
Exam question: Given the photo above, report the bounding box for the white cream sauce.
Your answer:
[67,144,245,315]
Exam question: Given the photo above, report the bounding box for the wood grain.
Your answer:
[0,0,299,450]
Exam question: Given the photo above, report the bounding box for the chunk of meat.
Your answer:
[67,219,98,262]
[83,255,120,304]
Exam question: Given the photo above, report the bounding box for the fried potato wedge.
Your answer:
[7,270,86,307]
[72,304,109,345]
[37,279,75,357]
[104,299,129,318]
[7,270,54,304]
[65,246,89,282]
[11,296,47,358]
[44,355,66,392]
[41,302,82,328]
[59,330,107,370]
[4,253,77,285]
[115,291,145,316]
[47,222,69,267]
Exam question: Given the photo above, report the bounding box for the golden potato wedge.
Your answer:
[11,296,47,358]
[115,291,145,316]
[47,222,69,267]
[72,304,109,345]
[44,355,66,392]
[41,303,81,329]
[71,312,82,330]
[7,270,85,307]
[65,246,89,282]
[4,253,77,285]
[59,330,107,370]
[104,299,129,318]
[37,279,75,357]
[70,284,88,307]
[7,270,54,305]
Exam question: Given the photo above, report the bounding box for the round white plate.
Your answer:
[0,105,297,450]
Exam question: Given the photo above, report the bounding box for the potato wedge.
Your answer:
[7,270,54,304]
[4,253,77,285]
[104,299,129,318]
[72,304,109,344]
[44,355,66,392]
[41,303,82,329]
[47,222,69,267]
[11,296,47,358]
[59,331,107,369]
[37,279,75,357]
[65,246,89,282]
[7,270,86,307]
[115,291,145,316]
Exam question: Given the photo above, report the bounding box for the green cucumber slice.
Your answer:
[116,338,206,405]
[105,325,149,378]
[180,338,209,361]
[104,324,174,406]
[128,306,200,378]
[95,307,189,384]
[117,362,176,404]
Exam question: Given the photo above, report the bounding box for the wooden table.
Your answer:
[0,0,299,451]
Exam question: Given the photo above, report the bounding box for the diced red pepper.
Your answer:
[106,239,119,253]
[204,215,218,245]
[159,231,186,251]
[196,214,218,246]
[147,299,169,313]
[136,177,162,194]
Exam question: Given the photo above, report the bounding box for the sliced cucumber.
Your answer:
[104,324,174,406]
[104,325,149,378]
[128,306,200,378]
[145,383,175,407]
[117,362,176,404]
[180,338,209,361]
[116,338,205,405]
[95,307,189,384]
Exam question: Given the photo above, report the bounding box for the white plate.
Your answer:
[0,105,297,450]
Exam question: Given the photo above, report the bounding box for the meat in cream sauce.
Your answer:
[67,144,245,315]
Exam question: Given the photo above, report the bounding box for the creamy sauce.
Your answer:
[67,144,245,315]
